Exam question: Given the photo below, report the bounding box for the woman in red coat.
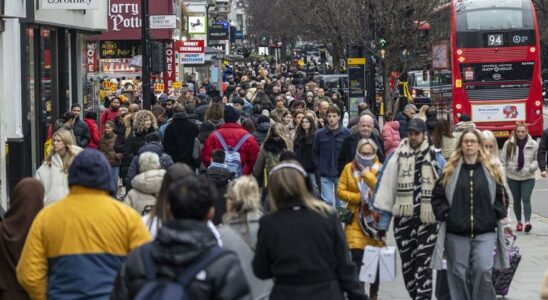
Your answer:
[84,111,100,149]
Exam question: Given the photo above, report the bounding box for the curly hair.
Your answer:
[132,110,157,133]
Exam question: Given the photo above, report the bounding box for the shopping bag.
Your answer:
[379,246,397,282]
[359,246,380,283]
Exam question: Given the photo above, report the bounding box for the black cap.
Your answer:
[407,118,427,133]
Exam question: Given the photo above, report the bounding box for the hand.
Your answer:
[504,226,513,237]
[361,167,371,176]
[542,171,547,178]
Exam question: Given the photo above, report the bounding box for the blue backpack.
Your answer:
[134,243,227,300]
[213,131,252,177]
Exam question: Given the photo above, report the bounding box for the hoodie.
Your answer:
[205,165,235,225]
[125,143,173,189]
[382,120,401,156]
[253,121,271,145]
[126,169,166,215]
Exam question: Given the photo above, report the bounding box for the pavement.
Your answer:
[376,178,548,299]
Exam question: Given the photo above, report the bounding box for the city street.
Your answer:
[378,107,548,299]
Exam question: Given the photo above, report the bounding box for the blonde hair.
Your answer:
[417,105,429,120]
[505,123,528,161]
[440,129,503,186]
[267,160,331,215]
[481,130,499,158]
[223,176,261,224]
[356,138,378,155]
[47,129,78,173]
[266,122,294,151]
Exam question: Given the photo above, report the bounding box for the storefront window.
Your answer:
[26,28,37,169]
[40,29,54,156]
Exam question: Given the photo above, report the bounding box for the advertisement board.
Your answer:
[188,16,206,34]
[175,40,205,53]
[41,0,99,10]
[471,103,526,122]
[180,53,205,64]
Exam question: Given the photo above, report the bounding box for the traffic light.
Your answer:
[150,41,165,73]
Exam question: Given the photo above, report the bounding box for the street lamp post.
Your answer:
[141,0,151,109]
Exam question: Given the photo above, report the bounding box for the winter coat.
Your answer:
[35,146,83,206]
[217,213,273,300]
[162,112,199,166]
[312,127,352,178]
[501,134,539,181]
[72,117,91,148]
[269,107,289,123]
[99,133,122,166]
[337,161,384,250]
[538,127,548,172]
[252,201,367,300]
[253,121,271,145]
[125,169,166,215]
[17,186,151,300]
[395,111,411,138]
[381,120,401,157]
[84,118,100,149]
[441,135,457,160]
[110,219,252,300]
[201,123,260,175]
[337,131,384,176]
[121,128,156,185]
[100,108,119,133]
[205,166,235,225]
[253,138,288,187]
[125,143,173,188]
[193,119,224,170]
[294,133,315,172]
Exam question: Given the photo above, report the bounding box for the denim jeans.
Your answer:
[507,178,535,223]
[308,172,319,198]
[111,166,120,191]
[320,177,343,208]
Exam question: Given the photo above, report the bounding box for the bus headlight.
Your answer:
[535,100,541,106]
[456,104,462,110]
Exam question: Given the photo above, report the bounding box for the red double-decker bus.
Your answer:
[431,0,543,138]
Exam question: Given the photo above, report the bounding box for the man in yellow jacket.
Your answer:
[17,149,151,300]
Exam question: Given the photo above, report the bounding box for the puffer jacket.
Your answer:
[84,118,100,149]
[35,146,83,206]
[253,122,271,145]
[110,219,252,300]
[73,118,91,148]
[125,169,166,215]
[17,186,151,300]
[381,120,400,156]
[395,111,411,138]
[337,160,384,250]
[501,134,539,181]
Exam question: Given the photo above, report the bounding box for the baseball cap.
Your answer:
[407,118,427,133]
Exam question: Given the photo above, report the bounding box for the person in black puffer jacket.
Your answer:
[163,108,199,167]
[110,175,252,300]
[293,115,318,195]
[253,115,271,146]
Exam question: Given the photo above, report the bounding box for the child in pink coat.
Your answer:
[382,112,401,156]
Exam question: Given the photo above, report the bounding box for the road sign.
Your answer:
[348,58,366,65]
[150,15,177,29]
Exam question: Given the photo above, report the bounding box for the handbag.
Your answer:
[337,207,354,224]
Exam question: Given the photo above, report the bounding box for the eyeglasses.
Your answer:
[462,139,478,145]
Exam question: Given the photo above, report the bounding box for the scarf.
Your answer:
[517,138,527,170]
[354,153,375,172]
[394,138,438,224]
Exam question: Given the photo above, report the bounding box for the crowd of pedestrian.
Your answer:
[1,60,548,300]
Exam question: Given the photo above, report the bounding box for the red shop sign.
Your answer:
[175,40,205,53]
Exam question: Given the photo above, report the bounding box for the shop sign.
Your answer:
[109,1,141,32]
[172,81,182,89]
[154,83,165,93]
[163,41,176,93]
[86,42,98,72]
[103,81,117,91]
[188,16,206,34]
[208,23,229,40]
[175,40,205,53]
[180,53,205,64]
[150,15,176,29]
[100,41,139,59]
[41,0,99,10]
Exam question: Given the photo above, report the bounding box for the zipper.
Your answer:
[469,169,474,238]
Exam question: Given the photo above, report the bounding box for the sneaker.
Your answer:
[516,223,523,232]
[525,223,532,233]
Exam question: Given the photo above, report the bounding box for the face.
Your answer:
[144,116,152,129]
[483,139,496,154]
[318,89,325,97]
[408,130,425,149]
[273,85,280,93]
[71,106,81,116]
[331,95,339,102]
[295,113,304,127]
[306,94,313,102]
[358,116,374,138]
[515,126,527,140]
[404,108,416,119]
[301,117,311,130]
[52,134,66,153]
[359,144,375,157]
[105,124,114,135]
[111,99,120,108]
[295,105,305,113]
[313,87,319,95]
[166,102,174,110]
[461,132,480,157]
[199,87,206,94]
[276,99,285,108]
[327,112,340,127]
[283,114,293,125]
[320,102,329,113]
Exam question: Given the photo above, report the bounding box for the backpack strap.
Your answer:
[177,246,227,286]
[213,131,230,151]
[233,133,252,152]
[139,243,157,281]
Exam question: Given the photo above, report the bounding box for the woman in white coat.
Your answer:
[35,128,82,206]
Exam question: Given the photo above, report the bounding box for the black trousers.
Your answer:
[350,249,380,297]
[394,216,439,300]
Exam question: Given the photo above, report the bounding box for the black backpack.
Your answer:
[134,243,227,300]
